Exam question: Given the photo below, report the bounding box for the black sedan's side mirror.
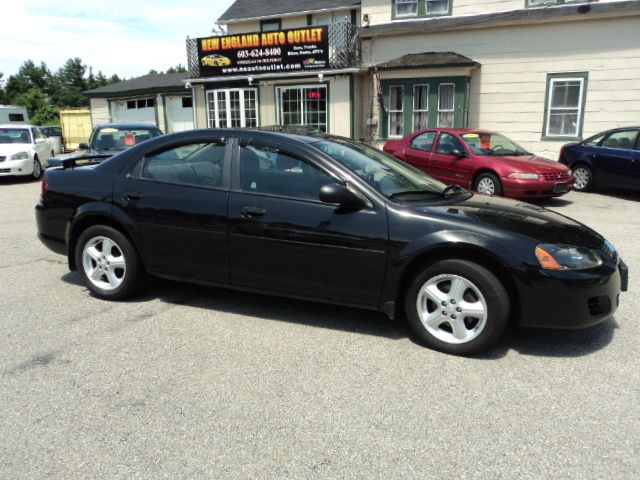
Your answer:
[319,183,369,209]
[450,148,468,158]
[79,142,90,150]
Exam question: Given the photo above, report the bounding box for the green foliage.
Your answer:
[166,64,187,73]
[14,88,59,125]
[149,65,186,75]
[4,58,123,124]
[0,72,6,104]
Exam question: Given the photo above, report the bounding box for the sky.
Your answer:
[0,0,236,79]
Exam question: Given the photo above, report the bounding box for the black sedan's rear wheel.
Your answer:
[405,259,510,355]
[75,225,144,300]
[572,164,593,192]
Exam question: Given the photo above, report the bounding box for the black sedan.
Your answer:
[559,126,640,192]
[36,129,628,355]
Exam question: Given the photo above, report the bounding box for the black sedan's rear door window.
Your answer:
[141,141,226,188]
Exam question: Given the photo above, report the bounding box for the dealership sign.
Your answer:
[197,26,329,77]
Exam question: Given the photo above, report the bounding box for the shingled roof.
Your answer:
[218,0,360,23]
[84,72,188,98]
[373,52,480,71]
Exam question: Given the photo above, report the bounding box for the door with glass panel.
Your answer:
[207,88,258,128]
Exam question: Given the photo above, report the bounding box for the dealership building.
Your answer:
[184,0,640,158]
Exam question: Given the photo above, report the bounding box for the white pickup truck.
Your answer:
[0,125,55,179]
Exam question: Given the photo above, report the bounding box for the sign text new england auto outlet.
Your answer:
[197,26,329,77]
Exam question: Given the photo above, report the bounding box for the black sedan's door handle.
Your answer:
[122,191,143,202]
[240,205,266,219]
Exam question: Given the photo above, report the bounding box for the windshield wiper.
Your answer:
[389,189,442,199]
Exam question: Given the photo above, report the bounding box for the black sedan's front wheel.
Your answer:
[75,225,144,300]
[405,259,510,355]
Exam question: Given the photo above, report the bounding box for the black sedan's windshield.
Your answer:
[461,132,530,156]
[312,139,448,198]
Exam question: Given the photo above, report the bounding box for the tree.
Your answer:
[14,89,58,125]
[166,64,187,73]
[4,60,53,103]
[5,58,124,123]
[52,57,89,107]
[0,72,6,104]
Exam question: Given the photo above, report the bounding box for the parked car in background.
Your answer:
[50,123,163,165]
[559,127,640,192]
[37,126,64,155]
[0,105,29,124]
[384,128,574,199]
[36,129,627,356]
[0,125,54,179]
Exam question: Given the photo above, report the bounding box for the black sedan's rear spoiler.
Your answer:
[48,154,113,169]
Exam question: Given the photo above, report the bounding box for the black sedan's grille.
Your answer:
[540,172,570,181]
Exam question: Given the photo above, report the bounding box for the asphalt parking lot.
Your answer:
[1,177,638,479]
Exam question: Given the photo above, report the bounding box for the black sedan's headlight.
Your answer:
[535,243,602,270]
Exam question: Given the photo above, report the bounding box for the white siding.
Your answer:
[89,98,110,126]
[362,0,630,25]
[363,15,640,158]
[227,20,260,34]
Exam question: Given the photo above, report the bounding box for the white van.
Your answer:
[0,106,29,125]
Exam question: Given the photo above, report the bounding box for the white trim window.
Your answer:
[388,85,404,138]
[206,88,258,128]
[546,77,585,138]
[437,83,455,128]
[412,84,428,131]
[395,0,418,17]
[276,85,327,132]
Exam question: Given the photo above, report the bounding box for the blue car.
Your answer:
[558,127,640,192]
[48,123,163,167]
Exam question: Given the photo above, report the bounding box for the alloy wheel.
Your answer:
[573,166,591,191]
[81,236,127,291]
[416,274,488,344]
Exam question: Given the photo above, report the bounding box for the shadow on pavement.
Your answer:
[478,319,617,359]
[531,197,573,208]
[63,272,617,357]
[0,176,38,185]
[61,273,412,341]
[593,187,640,201]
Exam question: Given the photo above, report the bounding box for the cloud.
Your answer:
[1,0,234,78]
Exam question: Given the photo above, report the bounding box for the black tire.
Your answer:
[32,156,43,180]
[571,164,593,192]
[75,225,144,300]
[474,172,503,196]
[404,259,510,356]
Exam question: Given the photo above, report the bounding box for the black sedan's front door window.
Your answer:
[229,141,388,306]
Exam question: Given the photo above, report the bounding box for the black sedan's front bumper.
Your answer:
[516,258,628,329]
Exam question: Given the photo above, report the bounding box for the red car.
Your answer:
[383,128,574,198]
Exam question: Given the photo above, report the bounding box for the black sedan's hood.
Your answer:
[410,194,604,248]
